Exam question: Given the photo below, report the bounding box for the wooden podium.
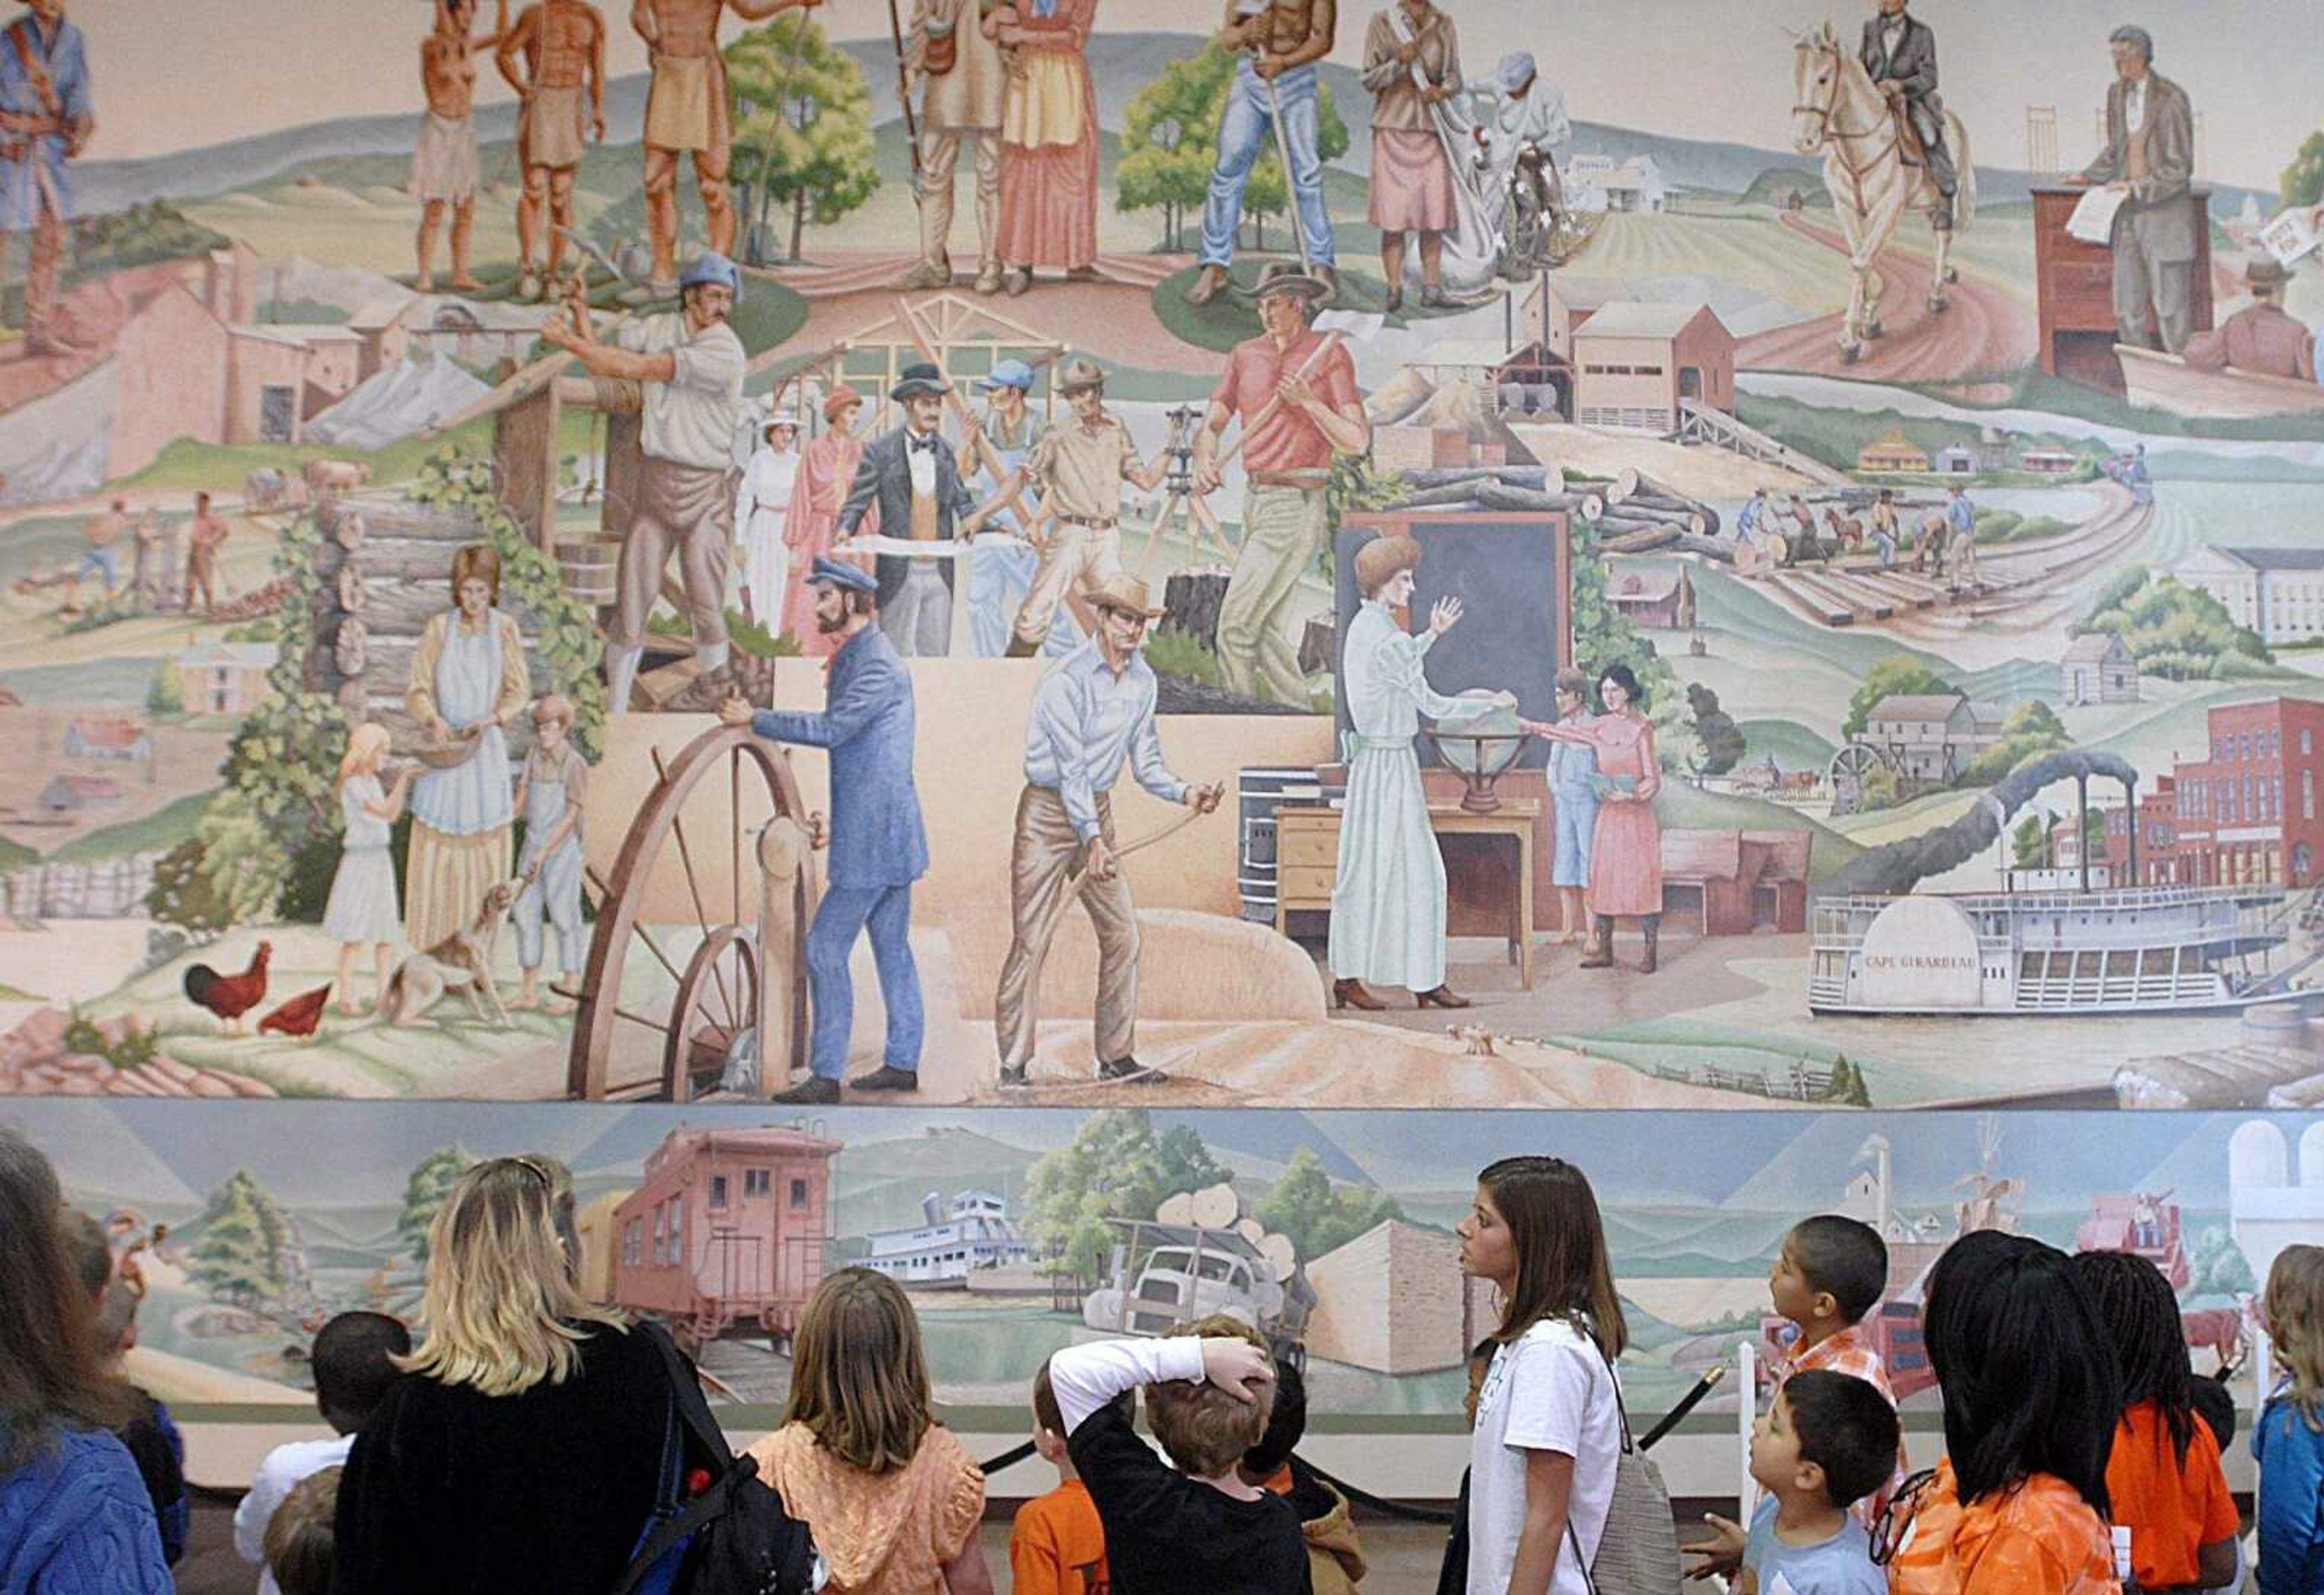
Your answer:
[2032,183,2213,395]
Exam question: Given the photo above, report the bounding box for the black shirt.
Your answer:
[332,1323,673,1595]
[1066,1398,1313,1595]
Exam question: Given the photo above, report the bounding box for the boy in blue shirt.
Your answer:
[1694,1368,1898,1595]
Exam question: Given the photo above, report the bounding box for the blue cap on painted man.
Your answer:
[680,252,743,301]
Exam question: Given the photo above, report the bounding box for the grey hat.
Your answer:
[1057,358,1108,395]
[1251,261,1331,303]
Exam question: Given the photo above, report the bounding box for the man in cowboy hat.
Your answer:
[995,571,1224,1088]
[721,555,928,1103]
[1193,261,1370,706]
[964,357,1169,657]
[955,357,1049,657]
[543,249,747,712]
[835,360,979,657]
[1183,0,1341,307]
[2184,257,2319,383]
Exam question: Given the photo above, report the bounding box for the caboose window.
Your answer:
[711,1176,729,1209]
[747,1169,771,1198]
[790,1179,809,1209]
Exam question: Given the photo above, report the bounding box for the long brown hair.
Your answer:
[784,1269,933,1474]
[1480,1156,1627,1358]
[0,1126,133,1469]
[2267,1243,2324,1432]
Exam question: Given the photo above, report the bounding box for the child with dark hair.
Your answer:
[1885,1231,2122,1595]
[2070,1251,2239,1594]
[1237,1361,1367,1595]
[235,1311,412,1595]
[1732,1370,1896,1595]
[262,1465,341,1595]
[1011,1360,1118,1595]
[1044,1315,1310,1595]
[56,1208,187,1567]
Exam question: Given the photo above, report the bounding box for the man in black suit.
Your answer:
[1861,0,1954,228]
[838,361,979,656]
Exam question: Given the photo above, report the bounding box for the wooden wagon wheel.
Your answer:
[565,723,815,1100]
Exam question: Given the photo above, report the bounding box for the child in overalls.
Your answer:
[509,695,588,1013]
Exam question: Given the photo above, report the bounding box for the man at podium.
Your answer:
[2067,24,2196,354]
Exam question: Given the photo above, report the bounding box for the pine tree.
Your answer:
[188,1169,290,1307]
[399,1146,474,1265]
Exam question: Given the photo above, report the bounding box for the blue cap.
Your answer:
[679,251,743,301]
[979,358,1037,392]
[807,556,878,595]
[1497,51,1536,94]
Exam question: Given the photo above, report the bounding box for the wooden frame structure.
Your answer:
[813,291,1066,431]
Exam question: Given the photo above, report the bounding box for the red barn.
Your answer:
[611,1124,842,1348]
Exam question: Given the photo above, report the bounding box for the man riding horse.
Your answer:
[1861,0,1954,229]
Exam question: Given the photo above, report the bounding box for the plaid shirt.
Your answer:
[1775,1323,1908,1527]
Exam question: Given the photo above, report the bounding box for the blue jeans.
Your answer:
[967,540,1037,657]
[806,883,923,1077]
[1552,792,1598,887]
[1199,60,1335,270]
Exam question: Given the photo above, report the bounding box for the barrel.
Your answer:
[557,536,619,610]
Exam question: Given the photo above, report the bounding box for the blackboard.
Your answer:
[1334,511,1572,772]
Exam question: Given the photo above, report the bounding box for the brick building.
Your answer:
[1302,1219,1494,1375]
[2132,698,2324,888]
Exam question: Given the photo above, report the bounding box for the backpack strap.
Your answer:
[638,1318,750,1476]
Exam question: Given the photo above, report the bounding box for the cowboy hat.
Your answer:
[1086,572,1167,619]
[1250,261,1331,303]
[2245,256,2294,288]
[1057,357,1108,395]
[889,361,950,401]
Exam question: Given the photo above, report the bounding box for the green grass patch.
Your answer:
[1735,718,1836,770]
[48,789,217,864]
[1144,626,1223,685]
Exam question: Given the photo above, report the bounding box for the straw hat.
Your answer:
[1086,573,1167,619]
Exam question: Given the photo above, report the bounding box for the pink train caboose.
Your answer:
[611,1125,842,1350]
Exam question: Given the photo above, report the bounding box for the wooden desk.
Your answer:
[2031,183,2213,395]
[1273,800,1538,989]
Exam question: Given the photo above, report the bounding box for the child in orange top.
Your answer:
[1013,1360,1114,1595]
[1882,1231,2122,1595]
[2070,1251,2240,1594]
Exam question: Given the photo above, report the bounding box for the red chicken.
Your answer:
[257,984,332,1042]
[183,939,272,1033]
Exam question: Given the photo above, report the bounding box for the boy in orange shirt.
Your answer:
[1013,1359,1117,1595]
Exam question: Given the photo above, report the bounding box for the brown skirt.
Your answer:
[1368,128,1456,234]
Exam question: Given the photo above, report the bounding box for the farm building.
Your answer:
[1976,429,2011,470]
[2020,446,2079,474]
[610,1123,842,1344]
[1571,302,1733,432]
[41,774,123,813]
[1857,429,1931,473]
[175,640,278,715]
[1302,1219,1495,1375]
[1606,566,1695,628]
[347,295,424,380]
[1412,340,1572,422]
[2170,546,2324,645]
[1860,692,1994,782]
[64,717,152,763]
[1659,828,1813,935]
[1521,277,1613,363]
[2062,632,2138,705]
[1566,154,1669,213]
[1935,444,1978,475]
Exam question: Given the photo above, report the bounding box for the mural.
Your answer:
[7,1098,2319,1495]
[6,0,2324,1108]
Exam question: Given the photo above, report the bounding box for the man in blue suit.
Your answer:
[721,556,927,1102]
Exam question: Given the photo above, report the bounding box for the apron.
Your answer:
[411,614,513,837]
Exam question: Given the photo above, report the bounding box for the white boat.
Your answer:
[2115,344,2324,421]
[1808,883,2310,1016]
[862,1191,1034,1289]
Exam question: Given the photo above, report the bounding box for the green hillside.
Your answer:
[1735,718,1835,771]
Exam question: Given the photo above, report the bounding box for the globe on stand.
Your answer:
[1423,690,1531,814]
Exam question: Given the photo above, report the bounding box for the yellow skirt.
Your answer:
[403,822,513,951]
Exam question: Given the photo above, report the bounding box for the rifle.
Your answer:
[887,0,924,197]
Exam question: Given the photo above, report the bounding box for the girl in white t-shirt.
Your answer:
[1456,1156,1627,1595]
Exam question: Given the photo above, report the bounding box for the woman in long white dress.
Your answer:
[1329,535,1512,1011]
[735,415,801,630]
[326,723,417,1015]
[404,543,530,952]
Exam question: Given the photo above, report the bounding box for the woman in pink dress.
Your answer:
[990,0,1100,295]
[780,387,874,659]
[1523,662,1664,972]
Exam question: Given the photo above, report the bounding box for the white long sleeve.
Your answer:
[1047,1337,1208,1435]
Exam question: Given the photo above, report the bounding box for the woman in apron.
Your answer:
[991,0,1100,294]
[510,695,588,1013]
[404,543,529,952]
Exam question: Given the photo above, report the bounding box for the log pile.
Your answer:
[1586,469,1735,563]
[1382,466,1611,522]
[1154,1181,1302,1284]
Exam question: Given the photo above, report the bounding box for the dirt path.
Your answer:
[1737,214,2037,382]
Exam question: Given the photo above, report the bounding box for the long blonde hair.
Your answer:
[399,1157,624,1398]
[338,723,390,786]
[784,1269,932,1473]
[2265,1243,2324,1432]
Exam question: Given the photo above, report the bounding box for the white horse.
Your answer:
[1789,21,1976,363]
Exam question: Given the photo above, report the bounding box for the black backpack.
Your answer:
[614,1323,820,1595]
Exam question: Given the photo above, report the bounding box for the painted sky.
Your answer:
[65,0,2314,190]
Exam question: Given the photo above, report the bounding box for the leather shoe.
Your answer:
[1183,265,1231,306]
[1416,985,1471,1009]
[997,1065,1031,1089]
[1098,1056,1167,1084]
[1383,284,1403,313]
[852,1065,919,1092]
[772,1075,841,1104]
[1332,978,1387,1011]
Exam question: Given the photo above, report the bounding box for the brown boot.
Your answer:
[1639,915,1660,975]
[1183,264,1231,306]
[1331,978,1385,1011]
[1416,984,1471,1009]
[1578,917,1615,969]
[1004,634,1041,659]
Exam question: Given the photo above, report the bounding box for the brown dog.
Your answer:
[383,881,519,1028]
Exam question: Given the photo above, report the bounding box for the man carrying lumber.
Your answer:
[1192,263,1369,707]
[962,358,1170,658]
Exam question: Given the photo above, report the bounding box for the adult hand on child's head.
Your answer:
[1200,1338,1275,1403]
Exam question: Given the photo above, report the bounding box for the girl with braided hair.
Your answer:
[2069,1250,2239,1594]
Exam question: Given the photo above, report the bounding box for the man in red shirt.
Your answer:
[1192,263,1369,706]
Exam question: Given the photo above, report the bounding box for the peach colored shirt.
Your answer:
[746,1422,985,1594]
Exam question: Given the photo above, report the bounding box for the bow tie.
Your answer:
[910,435,942,454]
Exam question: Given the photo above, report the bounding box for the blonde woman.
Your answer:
[404,543,530,952]
[747,1269,994,1594]
[333,1157,675,1593]
[325,723,417,1016]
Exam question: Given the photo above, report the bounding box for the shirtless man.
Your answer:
[631,0,821,295]
[1184,0,1341,306]
[183,491,230,612]
[71,496,128,604]
[415,0,508,293]
[498,0,607,300]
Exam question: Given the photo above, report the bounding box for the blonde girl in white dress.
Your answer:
[327,722,418,1015]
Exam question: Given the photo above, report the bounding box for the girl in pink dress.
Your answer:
[1523,662,1664,972]
[780,389,875,660]
[991,0,1100,292]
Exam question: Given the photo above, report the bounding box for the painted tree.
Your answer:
[1961,700,2075,786]
[1254,1148,1401,1261]
[188,1169,290,1307]
[145,660,182,717]
[2280,131,2324,209]
[1022,1110,1229,1278]
[726,14,879,264]
[2190,1225,2256,1297]
[1841,656,1955,740]
[1684,682,1747,778]
[1115,44,1349,255]
[399,1145,474,1265]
